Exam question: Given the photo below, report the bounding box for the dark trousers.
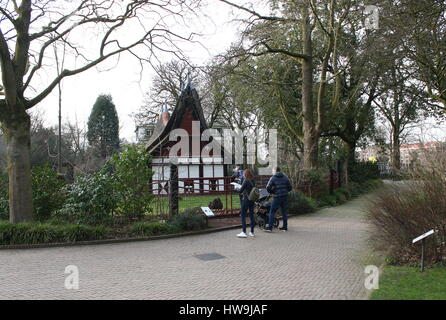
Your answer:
[268,196,288,230]
[241,198,255,233]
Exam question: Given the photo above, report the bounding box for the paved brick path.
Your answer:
[0,195,374,300]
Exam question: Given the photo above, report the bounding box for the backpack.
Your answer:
[248,180,260,202]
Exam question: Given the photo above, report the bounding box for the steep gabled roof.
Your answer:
[146,84,208,154]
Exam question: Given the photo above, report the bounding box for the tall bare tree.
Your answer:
[219,0,354,170]
[134,59,201,129]
[398,0,446,112]
[0,0,199,222]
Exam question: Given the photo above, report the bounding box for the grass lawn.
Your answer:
[180,194,240,210]
[150,194,241,213]
[371,265,446,300]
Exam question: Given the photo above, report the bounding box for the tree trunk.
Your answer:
[57,82,62,173]
[391,131,401,172]
[391,97,401,173]
[3,110,34,223]
[303,131,318,170]
[301,5,318,170]
[342,141,356,186]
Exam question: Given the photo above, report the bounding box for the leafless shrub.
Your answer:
[366,149,446,264]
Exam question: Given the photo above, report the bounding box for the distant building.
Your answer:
[135,123,156,143]
[358,141,446,171]
[400,141,445,169]
[145,83,227,195]
[357,145,388,163]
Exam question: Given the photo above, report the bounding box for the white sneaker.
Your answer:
[237,232,247,238]
[249,232,255,237]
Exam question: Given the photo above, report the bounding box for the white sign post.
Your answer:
[412,229,436,272]
[201,207,214,227]
[412,229,435,244]
[201,207,215,217]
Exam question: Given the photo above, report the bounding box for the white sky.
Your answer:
[35,0,248,142]
[4,0,445,144]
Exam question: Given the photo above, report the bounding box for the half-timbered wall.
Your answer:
[151,157,225,195]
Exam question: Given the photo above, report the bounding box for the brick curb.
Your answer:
[0,212,310,251]
[0,224,242,250]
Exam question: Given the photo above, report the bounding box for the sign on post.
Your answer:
[412,229,435,244]
[201,207,215,217]
[412,229,437,272]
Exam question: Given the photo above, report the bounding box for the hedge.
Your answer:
[0,221,111,245]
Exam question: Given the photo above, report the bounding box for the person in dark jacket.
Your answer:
[231,166,244,216]
[231,166,244,184]
[264,167,292,232]
[237,169,256,238]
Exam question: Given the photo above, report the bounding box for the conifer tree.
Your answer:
[87,94,120,158]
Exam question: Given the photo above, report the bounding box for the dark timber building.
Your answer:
[146,84,227,195]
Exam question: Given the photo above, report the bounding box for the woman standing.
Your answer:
[237,169,256,238]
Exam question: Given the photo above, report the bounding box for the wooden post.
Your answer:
[169,164,179,218]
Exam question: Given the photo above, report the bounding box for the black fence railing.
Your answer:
[149,172,341,218]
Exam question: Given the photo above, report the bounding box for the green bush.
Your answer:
[344,179,383,198]
[288,191,316,214]
[347,182,361,197]
[349,161,380,183]
[299,168,329,197]
[363,179,384,191]
[60,224,110,242]
[32,165,66,220]
[333,189,347,204]
[301,168,326,185]
[109,144,153,219]
[59,145,154,224]
[129,221,173,237]
[59,171,118,225]
[336,186,351,200]
[0,165,67,221]
[169,207,207,231]
[318,194,337,207]
[45,217,68,225]
[0,221,111,245]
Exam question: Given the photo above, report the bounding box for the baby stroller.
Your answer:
[254,188,280,229]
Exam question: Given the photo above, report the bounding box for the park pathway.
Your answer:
[0,194,375,300]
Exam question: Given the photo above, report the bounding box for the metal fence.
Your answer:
[149,168,341,218]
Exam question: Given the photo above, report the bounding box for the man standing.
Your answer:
[231,166,244,185]
[264,167,292,232]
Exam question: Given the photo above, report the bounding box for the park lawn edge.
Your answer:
[370,265,446,300]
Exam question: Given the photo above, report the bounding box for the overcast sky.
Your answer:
[35,0,247,142]
[7,1,446,144]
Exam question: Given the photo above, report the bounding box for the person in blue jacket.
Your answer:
[264,167,293,232]
[231,166,244,184]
